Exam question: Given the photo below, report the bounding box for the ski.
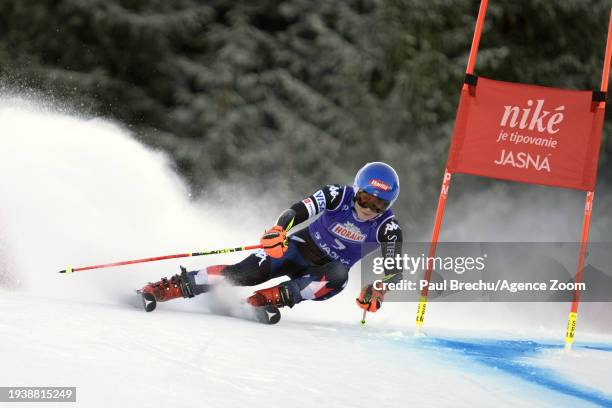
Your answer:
[252,305,282,325]
[134,290,281,324]
[136,290,157,312]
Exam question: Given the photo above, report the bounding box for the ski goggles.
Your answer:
[355,190,390,214]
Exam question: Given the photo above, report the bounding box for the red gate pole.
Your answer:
[564,5,612,351]
[414,0,489,335]
[414,169,452,334]
[564,192,595,351]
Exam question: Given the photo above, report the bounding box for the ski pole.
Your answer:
[360,310,368,326]
[59,244,263,274]
[358,273,399,325]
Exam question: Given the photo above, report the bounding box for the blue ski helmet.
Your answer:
[353,162,400,208]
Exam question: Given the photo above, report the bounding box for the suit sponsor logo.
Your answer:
[302,197,317,217]
[314,190,326,212]
[317,242,351,266]
[330,221,366,242]
[328,185,340,201]
[384,220,399,236]
[255,249,268,266]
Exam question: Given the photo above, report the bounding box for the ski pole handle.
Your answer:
[59,244,263,274]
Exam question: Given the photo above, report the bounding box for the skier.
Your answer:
[139,162,403,316]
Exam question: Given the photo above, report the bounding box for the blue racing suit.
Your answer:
[187,185,403,305]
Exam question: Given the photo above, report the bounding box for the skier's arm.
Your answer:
[275,207,304,231]
[377,218,403,284]
[356,218,403,313]
[263,185,344,258]
[274,184,344,231]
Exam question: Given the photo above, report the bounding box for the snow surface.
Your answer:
[0,99,611,407]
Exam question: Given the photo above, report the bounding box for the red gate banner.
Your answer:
[446,77,605,191]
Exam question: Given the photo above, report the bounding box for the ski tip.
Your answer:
[59,267,73,274]
[254,305,281,325]
[136,290,157,312]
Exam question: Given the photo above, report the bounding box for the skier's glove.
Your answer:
[356,284,385,312]
[260,225,288,259]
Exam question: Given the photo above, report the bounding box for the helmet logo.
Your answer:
[369,178,391,191]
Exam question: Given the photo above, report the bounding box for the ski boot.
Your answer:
[138,267,195,312]
[247,283,295,308]
[245,283,294,325]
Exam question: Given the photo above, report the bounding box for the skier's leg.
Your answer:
[140,251,272,303]
[185,249,273,294]
[141,239,310,303]
[247,261,349,307]
[290,262,350,302]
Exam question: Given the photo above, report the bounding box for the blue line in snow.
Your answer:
[418,337,612,407]
[581,344,612,353]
